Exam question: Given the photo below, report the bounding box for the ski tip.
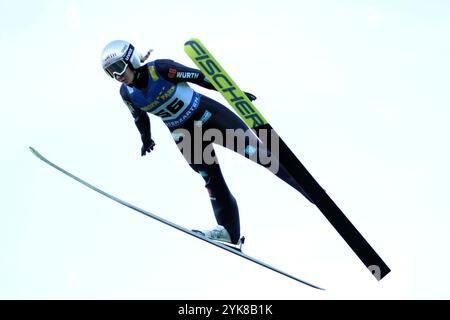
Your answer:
[29,146,42,158]
[184,38,200,46]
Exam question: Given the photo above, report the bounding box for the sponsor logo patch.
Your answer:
[176,72,199,79]
[168,68,177,78]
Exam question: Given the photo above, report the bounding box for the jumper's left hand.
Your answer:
[141,139,156,156]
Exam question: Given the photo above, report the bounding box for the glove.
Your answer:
[141,139,155,156]
[244,91,257,101]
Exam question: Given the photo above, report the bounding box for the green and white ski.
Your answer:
[184,38,390,281]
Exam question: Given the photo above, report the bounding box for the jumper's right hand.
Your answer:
[141,139,155,156]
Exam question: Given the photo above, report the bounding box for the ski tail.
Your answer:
[271,126,391,279]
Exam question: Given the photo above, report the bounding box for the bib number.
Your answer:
[154,98,185,118]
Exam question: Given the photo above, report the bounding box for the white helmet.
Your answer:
[101,40,142,78]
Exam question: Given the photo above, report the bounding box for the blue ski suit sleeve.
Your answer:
[154,59,256,101]
[154,59,216,90]
[120,84,152,145]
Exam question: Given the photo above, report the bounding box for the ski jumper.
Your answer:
[120,60,306,244]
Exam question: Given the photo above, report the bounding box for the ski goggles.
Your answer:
[104,59,128,78]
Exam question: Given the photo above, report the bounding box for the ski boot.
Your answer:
[192,225,245,252]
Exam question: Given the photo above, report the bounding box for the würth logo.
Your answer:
[176,72,199,79]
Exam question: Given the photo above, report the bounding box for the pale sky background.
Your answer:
[1,0,450,299]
